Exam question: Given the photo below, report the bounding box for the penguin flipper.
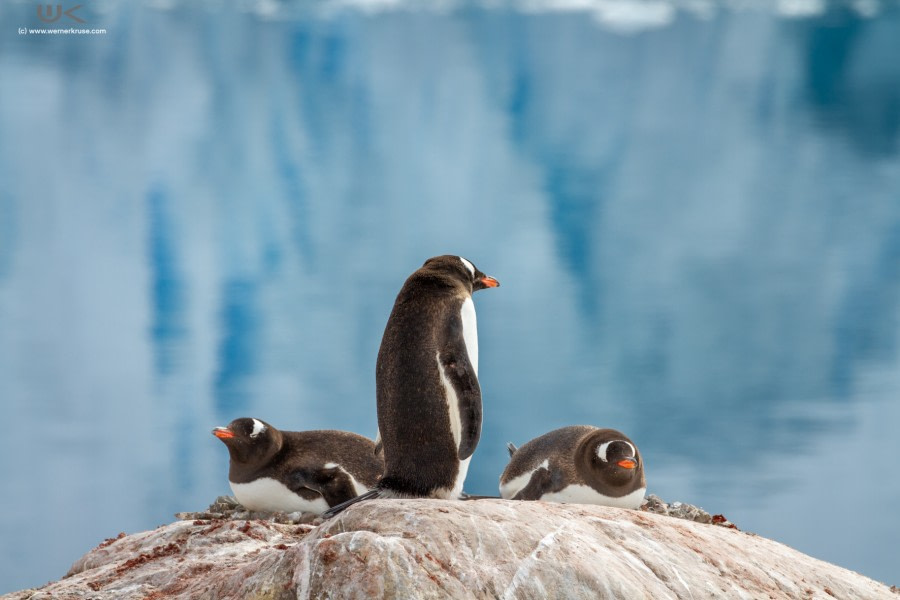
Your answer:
[438,350,482,461]
[322,488,382,519]
[288,467,357,508]
[506,442,518,457]
[511,466,553,501]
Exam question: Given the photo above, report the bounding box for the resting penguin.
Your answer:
[213,417,384,514]
[323,255,499,517]
[499,426,646,509]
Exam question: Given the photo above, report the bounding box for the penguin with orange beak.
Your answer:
[324,255,499,517]
[500,426,646,509]
[212,418,383,514]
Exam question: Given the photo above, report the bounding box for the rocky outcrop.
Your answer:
[4,498,895,599]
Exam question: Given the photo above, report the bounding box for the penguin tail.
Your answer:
[506,442,518,457]
[322,489,381,519]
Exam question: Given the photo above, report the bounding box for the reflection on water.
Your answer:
[1,0,899,592]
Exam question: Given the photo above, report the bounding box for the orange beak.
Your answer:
[481,276,500,288]
[617,458,637,470]
[212,427,234,439]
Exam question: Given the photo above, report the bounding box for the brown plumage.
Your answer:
[213,418,383,513]
[323,255,499,517]
[500,426,646,509]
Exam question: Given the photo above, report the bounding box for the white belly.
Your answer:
[460,296,478,374]
[448,456,471,499]
[230,477,329,514]
[540,484,646,509]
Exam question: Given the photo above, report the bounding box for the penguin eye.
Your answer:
[610,441,636,459]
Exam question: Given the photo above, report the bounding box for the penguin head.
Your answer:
[579,429,644,489]
[212,417,283,464]
[421,255,500,293]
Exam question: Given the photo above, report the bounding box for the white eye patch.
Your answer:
[459,257,476,278]
[250,419,266,438]
[596,440,635,462]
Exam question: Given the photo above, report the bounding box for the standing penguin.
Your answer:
[324,255,499,517]
[500,426,646,509]
[213,417,384,514]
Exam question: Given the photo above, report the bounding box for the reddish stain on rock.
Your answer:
[711,515,739,530]
[202,521,226,535]
[115,542,182,576]
[320,543,339,565]
[237,520,267,540]
[97,532,126,549]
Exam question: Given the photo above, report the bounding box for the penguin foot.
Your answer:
[458,492,501,500]
[322,489,381,519]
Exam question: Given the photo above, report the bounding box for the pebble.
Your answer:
[176,496,322,525]
[640,493,732,528]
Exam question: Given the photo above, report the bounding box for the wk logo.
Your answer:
[37,4,86,24]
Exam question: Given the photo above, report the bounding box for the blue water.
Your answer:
[1,0,899,592]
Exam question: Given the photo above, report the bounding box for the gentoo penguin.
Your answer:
[499,426,646,509]
[323,255,499,517]
[212,417,383,514]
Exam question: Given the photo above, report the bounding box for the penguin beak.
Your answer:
[213,427,235,440]
[617,458,637,470]
[480,276,500,288]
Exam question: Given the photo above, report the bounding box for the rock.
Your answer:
[3,499,894,599]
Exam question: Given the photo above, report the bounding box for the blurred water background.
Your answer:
[1,0,899,592]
